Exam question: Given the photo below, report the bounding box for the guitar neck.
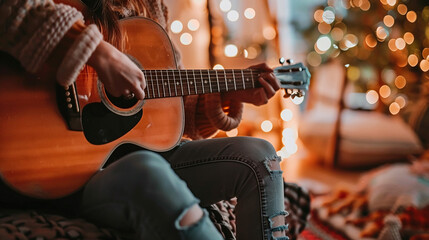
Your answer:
[142,69,260,99]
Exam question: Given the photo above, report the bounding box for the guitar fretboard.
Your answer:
[142,69,260,99]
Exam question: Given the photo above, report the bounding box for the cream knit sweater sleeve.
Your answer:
[0,0,102,86]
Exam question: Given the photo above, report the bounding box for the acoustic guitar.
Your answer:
[0,2,310,199]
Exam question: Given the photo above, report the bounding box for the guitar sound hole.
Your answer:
[105,91,139,109]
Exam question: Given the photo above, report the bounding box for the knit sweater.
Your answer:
[0,0,243,140]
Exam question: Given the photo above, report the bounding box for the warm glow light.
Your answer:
[224,44,238,57]
[187,19,200,31]
[227,10,239,22]
[282,128,298,141]
[291,96,304,105]
[246,46,259,59]
[171,20,183,33]
[408,54,418,67]
[285,143,298,155]
[306,51,322,67]
[365,34,377,48]
[244,8,255,19]
[353,0,364,7]
[397,4,407,15]
[280,109,293,121]
[322,9,335,24]
[366,90,379,104]
[263,26,276,40]
[389,102,400,115]
[420,60,429,72]
[395,75,406,89]
[361,1,370,11]
[213,64,224,69]
[379,85,391,98]
[314,9,324,23]
[191,0,205,5]
[383,15,395,27]
[180,33,192,45]
[404,32,414,44]
[261,120,273,132]
[423,48,429,59]
[316,36,331,52]
[395,38,406,50]
[226,128,238,137]
[331,27,344,41]
[344,34,358,48]
[395,96,406,108]
[219,0,231,12]
[318,22,332,34]
[243,49,248,58]
[388,39,398,51]
[406,11,417,23]
[376,26,388,41]
[386,0,396,7]
[347,66,360,81]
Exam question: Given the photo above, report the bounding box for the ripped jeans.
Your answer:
[81,137,287,240]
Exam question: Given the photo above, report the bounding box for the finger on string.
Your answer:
[258,77,276,98]
[267,72,281,91]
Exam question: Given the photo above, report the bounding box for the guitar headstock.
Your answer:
[274,60,311,99]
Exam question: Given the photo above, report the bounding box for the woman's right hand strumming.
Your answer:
[87,40,146,100]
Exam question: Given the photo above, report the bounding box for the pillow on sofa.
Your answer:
[299,107,423,168]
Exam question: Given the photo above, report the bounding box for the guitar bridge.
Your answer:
[56,83,83,131]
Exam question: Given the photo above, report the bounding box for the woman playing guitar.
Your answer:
[0,0,289,239]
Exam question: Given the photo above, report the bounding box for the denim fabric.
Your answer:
[80,137,286,240]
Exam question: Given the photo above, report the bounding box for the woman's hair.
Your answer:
[80,0,149,48]
[79,0,169,49]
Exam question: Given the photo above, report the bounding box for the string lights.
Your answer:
[303,0,428,116]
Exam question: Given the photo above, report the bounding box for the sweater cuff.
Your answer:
[183,93,243,140]
[56,24,103,86]
[204,93,243,131]
[18,4,83,74]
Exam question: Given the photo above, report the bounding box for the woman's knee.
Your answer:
[229,137,282,173]
[93,150,172,191]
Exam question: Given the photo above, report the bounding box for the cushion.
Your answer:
[299,107,423,168]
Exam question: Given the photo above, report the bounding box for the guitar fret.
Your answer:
[250,69,255,88]
[232,69,237,90]
[153,70,159,98]
[173,70,180,96]
[215,70,220,93]
[185,70,191,95]
[223,69,228,92]
[161,71,166,97]
[241,70,246,90]
[200,69,205,94]
[178,70,184,96]
[167,71,172,97]
[207,69,212,93]
[192,70,197,94]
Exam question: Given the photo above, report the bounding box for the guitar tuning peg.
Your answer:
[286,59,294,65]
[283,88,292,98]
[291,90,305,99]
[279,57,286,65]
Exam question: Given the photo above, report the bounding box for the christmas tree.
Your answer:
[299,0,429,115]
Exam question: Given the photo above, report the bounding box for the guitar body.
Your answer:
[0,17,184,199]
